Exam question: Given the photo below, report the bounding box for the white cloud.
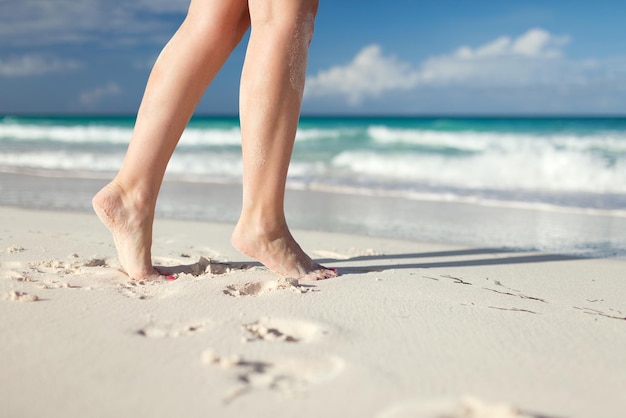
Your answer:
[305,28,621,106]
[419,28,573,86]
[305,45,419,105]
[79,82,122,105]
[0,0,189,46]
[0,54,81,77]
[456,28,570,59]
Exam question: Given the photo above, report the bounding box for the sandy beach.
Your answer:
[1,204,625,418]
[3,0,626,414]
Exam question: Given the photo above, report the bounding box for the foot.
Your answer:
[231,219,338,281]
[92,181,164,281]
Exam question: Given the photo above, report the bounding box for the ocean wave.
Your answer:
[367,126,626,155]
[331,149,626,194]
[0,121,353,147]
[178,127,241,146]
[295,128,356,141]
[0,123,243,147]
[0,124,133,144]
[0,151,124,171]
[0,150,326,182]
[367,126,489,152]
[3,116,626,211]
[3,143,626,194]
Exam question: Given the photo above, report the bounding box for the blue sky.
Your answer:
[2,0,626,115]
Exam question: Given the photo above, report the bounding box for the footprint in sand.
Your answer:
[223,278,313,297]
[201,316,338,402]
[136,318,213,339]
[83,258,108,268]
[23,257,109,278]
[201,349,345,403]
[116,280,164,300]
[32,259,78,275]
[17,257,110,290]
[242,317,327,343]
[3,290,40,302]
[36,280,82,290]
[152,256,256,278]
[3,269,36,282]
[5,246,26,254]
[117,282,148,300]
[3,257,104,290]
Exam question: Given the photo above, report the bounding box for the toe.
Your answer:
[301,266,338,281]
[321,267,339,279]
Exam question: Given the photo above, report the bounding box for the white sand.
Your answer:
[1,206,625,418]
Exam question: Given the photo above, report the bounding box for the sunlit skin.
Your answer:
[92,0,337,281]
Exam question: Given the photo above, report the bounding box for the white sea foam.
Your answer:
[179,127,242,146]
[0,124,133,144]
[0,151,124,172]
[0,122,350,147]
[367,125,626,154]
[295,128,353,141]
[0,151,242,177]
[0,123,244,147]
[2,143,625,195]
[331,148,626,194]
[167,153,242,178]
[2,119,625,211]
[368,126,489,151]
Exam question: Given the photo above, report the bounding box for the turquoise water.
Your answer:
[1,114,626,258]
[2,114,625,212]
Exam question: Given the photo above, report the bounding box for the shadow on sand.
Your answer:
[314,248,584,275]
[156,248,585,278]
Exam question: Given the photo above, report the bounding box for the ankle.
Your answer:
[111,179,156,214]
[236,211,289,240]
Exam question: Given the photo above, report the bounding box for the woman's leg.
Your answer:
[231,0,337,281]
[93,0,250,280]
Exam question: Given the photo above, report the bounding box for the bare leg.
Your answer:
[231,0,337,281]
[93,0,250,280]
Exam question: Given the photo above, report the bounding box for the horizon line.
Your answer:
[3,112,626,119]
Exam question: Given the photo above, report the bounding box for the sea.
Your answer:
[1,114,626,259]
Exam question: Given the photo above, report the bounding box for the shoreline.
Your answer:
[1,206,625,417]
[1,171,626,259]
[4,167,626,218]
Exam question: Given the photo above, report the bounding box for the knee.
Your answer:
[184,1,250,47]
[251,0,319,41]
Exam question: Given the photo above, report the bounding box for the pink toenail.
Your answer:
[167,275,177,281]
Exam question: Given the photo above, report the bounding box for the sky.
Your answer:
[2,0,626,115]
